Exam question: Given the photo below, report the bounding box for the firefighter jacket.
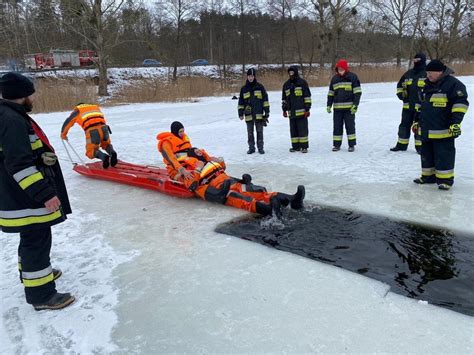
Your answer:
[282,76,312,119]
[327,72,362,110]
[418,68,469,140]
[396,68,426,111]
[0,100,72,233]
[61,103,107,139]
[238,80,270,122]
[157,131,192,178]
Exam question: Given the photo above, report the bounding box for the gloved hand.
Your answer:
[449,123,461,137]
[283,111,288,118]
[350,105,358,115]
[304,111,310,118]
[61,135,68,141]
[411,122,419,134]
[326,106,332,114]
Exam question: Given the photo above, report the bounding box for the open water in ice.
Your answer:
[215,204,474,317]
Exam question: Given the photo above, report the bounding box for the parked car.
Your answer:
[142,59,162,67]
[190,59,209,66]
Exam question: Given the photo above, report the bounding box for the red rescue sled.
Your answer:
[73,160,194,198]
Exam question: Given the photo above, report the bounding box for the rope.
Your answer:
[61,139,85,165]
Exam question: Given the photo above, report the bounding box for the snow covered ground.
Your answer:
[1,77,473,353]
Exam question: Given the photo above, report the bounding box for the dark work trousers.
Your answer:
[289,117,309,150]
[396,110,421,151]
[333,110,356,147]
[420,139,456,186]
[246,119,264,151]
[18,227,56,304]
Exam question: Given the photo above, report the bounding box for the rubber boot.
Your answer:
[290,185,305,210]
[33,292,75,311]
[106,145,118,167]
[95,151,110,169]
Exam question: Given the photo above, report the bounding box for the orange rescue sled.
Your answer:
[73,161,194,198]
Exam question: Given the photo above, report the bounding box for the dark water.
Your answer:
[215,205,474,317]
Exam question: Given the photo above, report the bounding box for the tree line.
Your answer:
[0,0,472,95]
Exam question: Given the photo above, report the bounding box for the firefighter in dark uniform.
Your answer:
[0,72,75,310]
[282,66,312,153]
[391,53,426,153]
[238,68,270,154]
[413,59,469,190]
[326,59,362,152]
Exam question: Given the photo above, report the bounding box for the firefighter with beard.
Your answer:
[282,66,312,153]
[391,53,426,153]
[413,59,469,190]
[157,121,305,217]
[238,68,270,155]
[326,59,362,152]
[0,72,75,311]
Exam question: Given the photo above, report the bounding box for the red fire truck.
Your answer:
[24,50,97,70]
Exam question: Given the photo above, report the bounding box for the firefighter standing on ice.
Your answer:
[326,59,362,152]
[282,66,312,153]
[0,72,75,311]
[391,53,426,153]
[413,59,469,190]
[61,103,117,169]
[237,68,270,155]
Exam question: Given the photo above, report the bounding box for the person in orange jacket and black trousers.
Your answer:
[157,121,305,216]
[61,103,117,169]
[282,66,312,153]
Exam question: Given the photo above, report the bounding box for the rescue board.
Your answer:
[73,160,194,198]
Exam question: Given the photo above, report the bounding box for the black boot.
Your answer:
[241,174,252,185]
[275,193,291,207]
[33,292,75,311]
[390,144,407,152]
[110,151,118,167]
[290,185,305,210]
[247,148,255,154]
[102,155,110,169]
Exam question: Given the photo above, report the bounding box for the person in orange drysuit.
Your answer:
[157,121,305,216]
[61,103,117,169]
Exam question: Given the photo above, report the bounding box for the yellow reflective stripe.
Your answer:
[333,136,343,141]
[304,98,312,103]
[328,92,334,97]
[294,109,305,116]
[398,138,409,144]
[334,102,353,109]
[452,104,468,113]
[417,79,426,87]
[291,137,299,143]
[19,172,44,189]
[347,134,356,140]
[299,137,308,143]
[263,101,270,107]
[0,210,62,227]
[238,105,245,109]
[404,79,413,86]
[243,92,250,99]
[244,115,252,121]
[436,171,454,179]
[402,103,409,109]
[31,140,43,150]
[82,111,104,120]
[422,168,435,176]
[396,88,404,93]
[23,273,54,287]
[415,140,422,146]
[285,89,291,96]
[428,130,451,139]
[255,114,263,119]
[333,83,352,90]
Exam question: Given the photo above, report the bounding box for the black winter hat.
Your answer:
[288,66,299,76]
[171,121,184,137]
[414,53,426,63]
[426,59,446,72]
[0,72,35,100]
[247,68,256,76]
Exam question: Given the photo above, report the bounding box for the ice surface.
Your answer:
[1,78,473,353]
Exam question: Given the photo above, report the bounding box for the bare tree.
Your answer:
[368,0,421,67]
[267,0,289,73]
[307,0,331,69]
[58,0,129,96]
[419,0,471,60]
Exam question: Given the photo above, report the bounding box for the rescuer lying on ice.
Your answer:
[157,121,305,217]
[61,103,118,169]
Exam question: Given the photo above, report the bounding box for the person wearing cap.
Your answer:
[237,68,270,154]
[0,72,75,310]
[391,53,426,153]
[326,59,362,152]
[413,59,469,190]
[61,103,118,169]
[282,66,312,153]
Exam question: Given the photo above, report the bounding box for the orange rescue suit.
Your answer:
[156,132,276,213]
[61,104,111,159]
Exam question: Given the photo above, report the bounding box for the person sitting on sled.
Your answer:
[157,121,305,217]
[61,103,118,169]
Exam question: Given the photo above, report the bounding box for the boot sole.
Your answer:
[34,296,76,311]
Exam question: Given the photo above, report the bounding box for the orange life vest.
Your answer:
[74,104,107,130]
[156,132,193,175]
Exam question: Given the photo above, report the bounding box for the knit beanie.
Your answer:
[0,72,35,99]
[171,121,184,137]
[426,59,446,72]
